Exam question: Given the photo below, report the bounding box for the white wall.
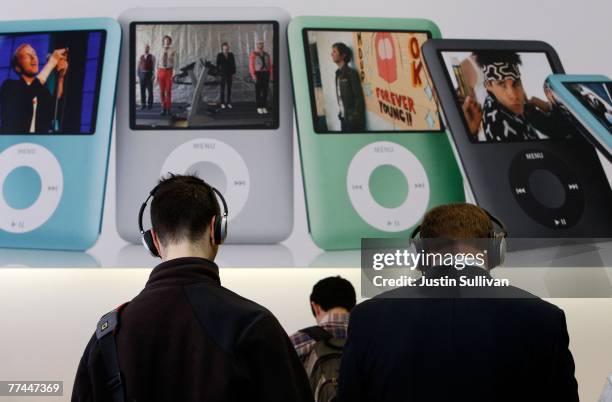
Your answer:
[1,269,612,401]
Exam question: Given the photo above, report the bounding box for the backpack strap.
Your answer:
[95,303,129,402]
[301,326,333,342]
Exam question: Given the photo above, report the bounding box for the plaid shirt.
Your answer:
[290,312,350,363]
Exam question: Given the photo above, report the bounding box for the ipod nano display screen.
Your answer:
[440,50,578,143]
[130,21,279,130]
[303,29,442,133]
[0,30,106,135]
[563,81,612,133]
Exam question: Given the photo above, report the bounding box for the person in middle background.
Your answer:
[290,276,356,364]
[290,276,356,402]
[216,42,236,110]
[249,39,273,115]
[156,35,176,116]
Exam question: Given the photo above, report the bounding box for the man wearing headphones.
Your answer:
[337,203,578,402]
[72,174,313,402]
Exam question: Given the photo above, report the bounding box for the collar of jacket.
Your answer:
[145,257,221,290]
[336,64,349,77]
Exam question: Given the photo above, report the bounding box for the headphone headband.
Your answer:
[138,183,162,234]
[211,187,228,219]
[486,211,507,238]
[411,208,507,240]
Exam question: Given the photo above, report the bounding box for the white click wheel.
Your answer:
[346,141,429,232]
[0,143,63,233]
[161,138,250,220]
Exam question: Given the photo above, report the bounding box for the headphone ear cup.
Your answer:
[487,234,506,269]
[487,238,497,269]
[213,215,226,245]
[410,238,424,268]
[219,216,227,244]
[412,239,422,254]
[214,215,227,245]
[498,236,507,266]
[142,230,159,258]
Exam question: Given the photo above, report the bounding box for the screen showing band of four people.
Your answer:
[440,50,578,143]
[130,22,279,130]
[304,29,442,133]
[0,30,105,134]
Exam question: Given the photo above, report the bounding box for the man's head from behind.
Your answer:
[417,203,501,269]
[474,50,526,116]
[310,276,356,324]
[150,174,221,262]
[420,203,492,239]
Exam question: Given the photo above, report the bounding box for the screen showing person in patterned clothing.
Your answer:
[441,50,578,143]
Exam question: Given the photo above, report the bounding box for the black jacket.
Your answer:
[337,266,578,402]
[216,52,236,76]
[0,77,54,133]
[335,64,365,131]
[72,257,313,402]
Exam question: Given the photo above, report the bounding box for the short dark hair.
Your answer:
[163,35,172,44]
[310,276,356,314]
[332,42,352,64]
[150,174,220,247]
[221,42,229,49]
[473,50,522,68]
[419,203,492,239]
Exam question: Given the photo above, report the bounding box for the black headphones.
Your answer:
[138,180,228,258]
[410,207,508,268]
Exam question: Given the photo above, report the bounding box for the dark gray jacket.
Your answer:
[338,266,578,402]
[335,64,365,131]
[72,257,314,402]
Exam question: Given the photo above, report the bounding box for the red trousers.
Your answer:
[157,68,173,109]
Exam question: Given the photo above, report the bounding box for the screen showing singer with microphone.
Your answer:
[0,30,106,134]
